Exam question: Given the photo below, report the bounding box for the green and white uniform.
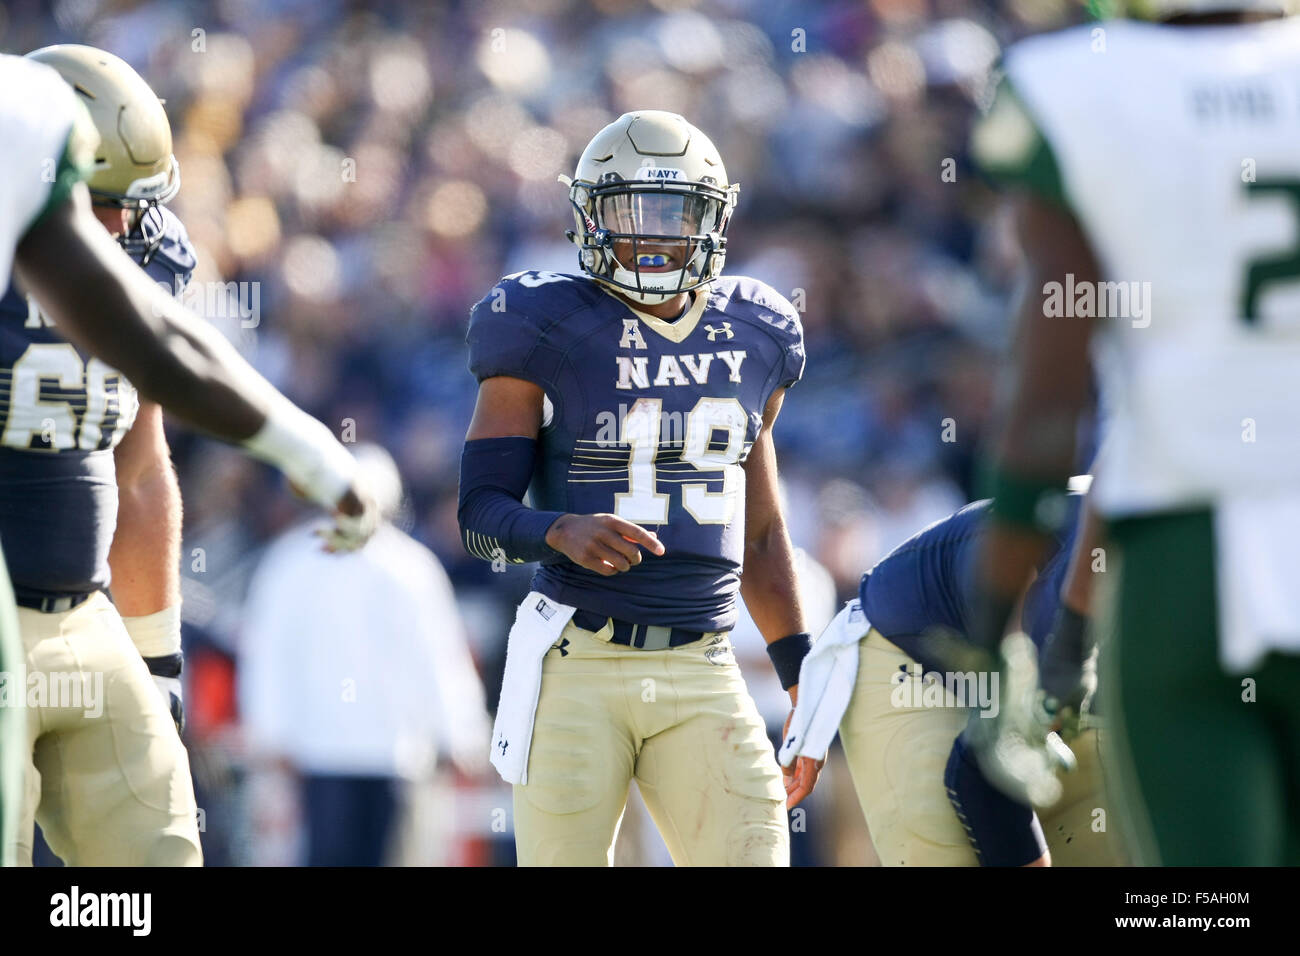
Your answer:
[975,17,1300,864]
[0,54,96,866]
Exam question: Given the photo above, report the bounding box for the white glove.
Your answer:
[315,493,380,553]
[243,396,359,512]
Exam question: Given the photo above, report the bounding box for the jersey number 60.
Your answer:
[0,343,136,451]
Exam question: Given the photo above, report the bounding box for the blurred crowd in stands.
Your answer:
[6,0,1087,865]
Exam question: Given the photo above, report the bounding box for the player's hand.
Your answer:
[143,653,184,737]
[968,634,1073,808]
[545,513,665,575]
[1038,606,1097,742]
[781,688,823,809]
[1040,657,1097,742]
[313,481,380,553]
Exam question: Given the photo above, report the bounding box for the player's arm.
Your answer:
[740,387,821,807]
[459,375,663,574]
[111,403,180,616]
[109,401,186,732]
[1060,494,1105,616]
[740,388,805,646]
[1039,494,1105,706]
[14,183,369,530]
[973,192,1100,649]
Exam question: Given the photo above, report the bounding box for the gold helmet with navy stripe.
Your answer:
[562,111,738,305]
[25,44,180,265]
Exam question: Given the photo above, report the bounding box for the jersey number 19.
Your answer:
[614,396,747,526]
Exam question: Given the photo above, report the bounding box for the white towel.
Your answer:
[489,591,577,785]
[1215,494,1300,673]
[777,599,871,766]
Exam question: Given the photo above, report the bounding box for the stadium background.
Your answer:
[3,0,1090,866]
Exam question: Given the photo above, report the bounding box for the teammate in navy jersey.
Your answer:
[861,495,1077,673]
[831,488,1120,865]
[0,204,193,601]
[460,111,821,866]
[0,47,372,866]
[8,47,208,866]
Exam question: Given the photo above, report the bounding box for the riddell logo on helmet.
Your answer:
[635,167,686,181]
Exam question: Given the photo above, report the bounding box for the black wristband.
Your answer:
[143,652,183,680]
[767,632,812,690]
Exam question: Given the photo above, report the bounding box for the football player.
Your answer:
[2,44,207,866]
[782,488,1121,866]
[0,51,374,865]
[459,111,821,866]
[969,1,1300,864]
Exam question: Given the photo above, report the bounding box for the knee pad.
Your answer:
[945,731,1047,867]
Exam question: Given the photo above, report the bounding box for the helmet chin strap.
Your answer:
[610,264,688,304]
[607,240,711,304]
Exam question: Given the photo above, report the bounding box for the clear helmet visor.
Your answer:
[597,190,719,238]
[597,190,721,275]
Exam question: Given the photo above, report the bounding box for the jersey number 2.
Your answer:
[1241,178,1300,324]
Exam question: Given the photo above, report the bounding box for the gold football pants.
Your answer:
[839,628,1122,866]
[12,591,201,866]
[513,618,788,866]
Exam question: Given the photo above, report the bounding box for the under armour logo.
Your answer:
[704,323,733,341]
[497,738,508,756]
[555,637,570,657]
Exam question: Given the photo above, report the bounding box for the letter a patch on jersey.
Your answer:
[620,319,648,350]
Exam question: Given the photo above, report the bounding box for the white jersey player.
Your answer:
[970,5,1300,864]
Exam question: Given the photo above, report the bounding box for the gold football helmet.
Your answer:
[562,111,738,306]
[25,44,180,265]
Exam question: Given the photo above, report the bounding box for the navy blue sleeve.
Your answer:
[458,437,564,564]
[466,274,563,389]
[745,279,805,389]
[763,292,805,389]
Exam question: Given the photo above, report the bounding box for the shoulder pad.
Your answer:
[711,275,802,334]
[140,206,197,288]
[466,272,599,386]
[1001,22,1112,80]
[709,275,805,388]
[481,271,602,318]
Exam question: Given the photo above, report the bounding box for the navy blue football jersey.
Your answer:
[860,495,1081,673]
[0,206,196,594]
[467,270,805,631]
